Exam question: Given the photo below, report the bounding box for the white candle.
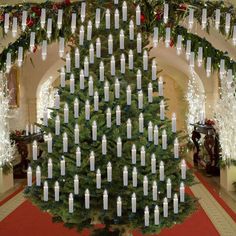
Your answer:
[120,29,125,49]
[103,190,108,210]
[152,59,157,80]
[198,47,203,67]
[174,138,179,159]
[80,69,85,89]
[115,78,120,99]
[6,53,11,73]
[176,35,182,55]
[180,182,185,202]
[111,56,116,76]
[70,74,75,94]
[32,140,38,160]
[116,105,121,126]
[96,38,101,58]
[160,100,165,120]
[30,32,36,52]
[138,113,144,133]
[87,20,92,41]
[66,53,71,73]
[143,50,148,71]
[92,121,97,141]
[186,40,191,60]
[202,8,207,29]
[128,50,134,71]
[102,135,107,155]
[74,175,79,195]
[132,193,136,213]
[81,2,86,22]
[153,27,158,47]
[136,69,142,90]
[157,77,163,97]
[131,144,136,164]
[76,147,81,167]
[90,151,95,171]
[148,121,153,142]
[17,47,23,67]
[173,193,179,214]
[220,59,225,78]
[163,197,168,217]
[136,5,141,26]
[215,9,220,30]
[114,9,119,29]
[89,44,94,64]
[151,154,156,174]
[74,98,79,118]
[117,196,122,217]
[42,40,47,61]
[117,137,122,157]
[94,91,99,111]
[108,34,113,55]
[148,83,153,103]
[167,178,172,198]
[127,85,132,105]
[138,90,143,109]
[225,13,231,34]
[190,52,195,68]
[27,166,32,186]
[154,125,159,146]
[141,146,146,166]
[95,8,100,28]
[153,181,157,201]
[54,181,60,201]
[57,9,63,29]
[85,189,90,209]
[36,166,41,186]
[99,61,104,81]
[206,57,212,77]
[172,113,177,133]
[96,169,101,189]
[88,76,94,96]
[40,9,46,28]
[64,103,69,124]
[54,92,60,109]
[164,3,169,23]
[159,161,164,181]
[122,1,127,21]
[75,48,80,68]
[85,100,90,120]
[132,167,137,187]
[84,56,89,77]
[47,158,53,179]
[54,115,60,136]
[47,133,52,153]
[43,181,48,201]
[60,67,65,87]
[105,9,111,29]
[154,205,159,225]
[233,26,236,45]
[60,156,65,176]
[137,33,142,53]
[74,124,80,144]
[127,119,132,139]
[162,129,167,150]
[120,53,125,74]
[165,27,171,47]
[143,176,148,196]
[25,124,29,136]
[43,108,48,126]
[4,13,9,33]
[181,159,187,179]
[129,20,134,40]
[104,81,110,102]
[106,108,111,128]
[107,162,112,182]
[46,18,52,38]
[71,13,76,34]
[69,193,74,213]
[123,166,128,186]
[144,206,149,227]
[188,8,194,29]
[30,124,34,135]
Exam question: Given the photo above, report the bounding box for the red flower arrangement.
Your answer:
[179,3,188,11]
[205,119,215,126]
[31,6,41,16]
[141,13,145,23]
[27,18,34,27]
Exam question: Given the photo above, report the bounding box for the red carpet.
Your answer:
[0,199,219,236]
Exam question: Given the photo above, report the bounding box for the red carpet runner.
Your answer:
[0,199,219,236]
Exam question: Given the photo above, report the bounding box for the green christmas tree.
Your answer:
[25,0,196,235]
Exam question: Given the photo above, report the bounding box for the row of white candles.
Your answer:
[25,124,40,136]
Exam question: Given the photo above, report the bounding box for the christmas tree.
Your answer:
[25,0,195,235]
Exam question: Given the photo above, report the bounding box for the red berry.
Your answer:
[141,14,145,23]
